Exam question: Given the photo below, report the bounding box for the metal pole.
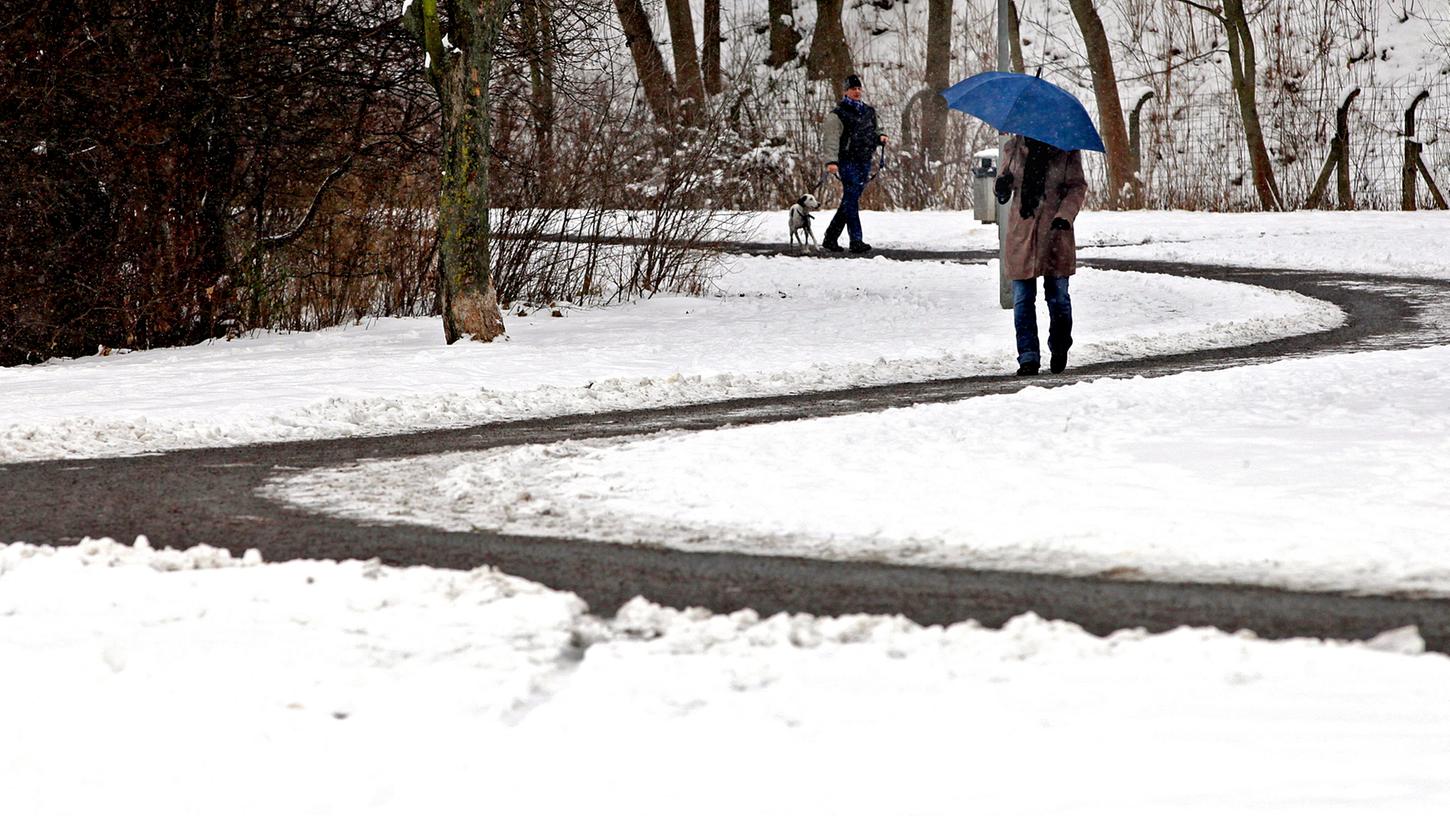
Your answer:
[997,0,1012,309]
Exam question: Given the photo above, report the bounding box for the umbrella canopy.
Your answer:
[940,71,1106,153]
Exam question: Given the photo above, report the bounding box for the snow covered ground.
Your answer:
[9,213,1450,813]
[8,210,1444,466]
[0,235,1345,463]
[272,343,1450,597]
[4,539,1448,816]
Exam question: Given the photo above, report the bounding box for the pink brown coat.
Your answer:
[1000,135,1088,280]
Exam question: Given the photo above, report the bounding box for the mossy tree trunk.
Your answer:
[409,0,507,343]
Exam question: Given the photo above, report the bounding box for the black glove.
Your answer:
[993,173,1013,204]
[1050,217,1071,231]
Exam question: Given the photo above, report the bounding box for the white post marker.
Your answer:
[997,0,1012,309]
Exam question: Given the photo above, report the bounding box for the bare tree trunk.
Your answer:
[196,0,239,335]
[767,0,802,68]
[664,0,706,110]
[415,0,506,343]
[806,0,853,82]
[1175,0,1282,210]
[1007,0,1025,73]
[921,0,952,163]
[524,0,556,167]
[1068,0,1135,207]
[703,0,721,94]
[1222,0,1283,210]
[614,0,678,124]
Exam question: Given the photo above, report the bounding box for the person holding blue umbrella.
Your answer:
[995,133,1088,375]
[941,72,1101,376]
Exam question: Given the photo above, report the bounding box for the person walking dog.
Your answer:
[821,74,889,253]
[994,134,1088,376]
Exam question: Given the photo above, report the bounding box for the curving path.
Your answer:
[5,249,1450,650]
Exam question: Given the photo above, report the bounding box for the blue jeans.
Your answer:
[1013,276,1072,365]
[825,161,870,243]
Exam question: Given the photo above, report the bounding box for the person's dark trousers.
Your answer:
[1012,276,1073,365]
[823,161,871,244]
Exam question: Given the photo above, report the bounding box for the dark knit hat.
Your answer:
[843,74,863,90]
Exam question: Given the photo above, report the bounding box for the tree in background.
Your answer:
[1007,0,1025,73]
[1067,0,1136,207]
[522,0,557,167]
[1177,0,1283,210]
[664,0,707,112]
[1,0,423,365]
[767,0,803,68]
[614,0,678,123]
[920,0,954,164]
[404,0,509,343]
[807,0,853,81]
[703,0,722,95]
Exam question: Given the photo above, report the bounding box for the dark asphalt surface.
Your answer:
[5,249,1450,651]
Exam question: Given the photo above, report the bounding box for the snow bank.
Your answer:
[3,539,1448,815]
[0,250,1340,464]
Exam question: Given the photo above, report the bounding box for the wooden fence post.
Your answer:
[1128,90,1154,176]
[1306,88,1359,210]
[1404,90,1428,210]
[1124,90,1153,207]
[1401,90,1448,210]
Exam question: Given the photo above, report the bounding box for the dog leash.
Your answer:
[810,169,834,195]
[868,143,888,182]
[817,144,888,190]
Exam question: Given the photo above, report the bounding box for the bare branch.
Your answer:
[1172,0,1226,22]
[257,155,355,249]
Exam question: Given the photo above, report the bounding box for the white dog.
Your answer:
[788,194,819,252]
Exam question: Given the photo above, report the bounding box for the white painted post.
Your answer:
[997,0,1012,309]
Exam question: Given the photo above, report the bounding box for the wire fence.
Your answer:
[1101,82,1450,211]
[769,78,1450,211]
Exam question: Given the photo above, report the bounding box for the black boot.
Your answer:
[848,240,873,254]
[1016,361,1040,376]
[822,218,846,252]
[1050,348,1068,374]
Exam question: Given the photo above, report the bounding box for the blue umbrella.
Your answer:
[940,71,1106,153]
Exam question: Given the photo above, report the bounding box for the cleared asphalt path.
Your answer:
[5,250,1450,650]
